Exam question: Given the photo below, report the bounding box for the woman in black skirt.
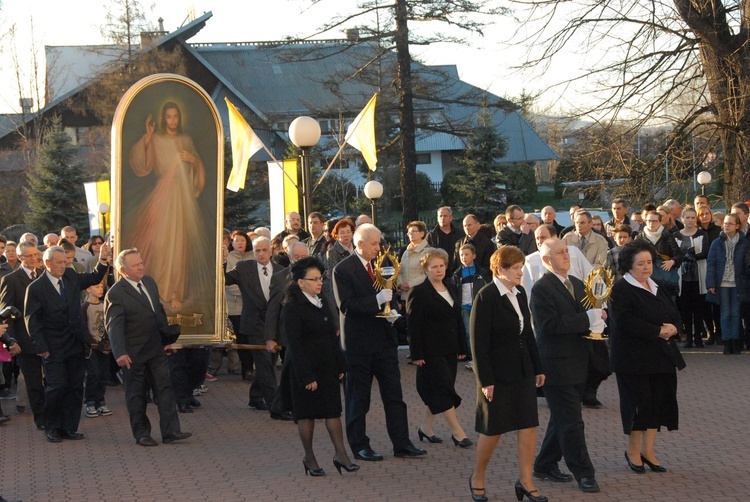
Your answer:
[406,248,470,447]
[609,240,685,474]
[470,247,546,502]
[280,257,359,477]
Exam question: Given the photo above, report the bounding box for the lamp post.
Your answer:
[288,116,321,223]
[697,171,712,196]
[98,202,110,235]
[363,180,384,227]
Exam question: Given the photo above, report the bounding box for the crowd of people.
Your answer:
[0,192,749,501]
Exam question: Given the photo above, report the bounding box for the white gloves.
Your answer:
[586,308,606,333]
[376,289,393,306]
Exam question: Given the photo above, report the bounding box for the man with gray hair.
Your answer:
[25,243,110,442]
[43,233,59,248]
[333,224,425,461]
[664,199,684,230]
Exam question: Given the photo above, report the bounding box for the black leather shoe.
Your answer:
[163,431,192,444]
[354,448,383,461]
[45,430,63,443]
[625,451,645,473]
[582,398,603,409]
[533,467,573,483]
[577,477,600,493]
[641,455,667,472]
[394,444,427,458]
[248,400,268,411]
[188,397,201,408]
[177,404,193,413]
[137,435,159,447]
[270,411,294,421]
[60,430,85,440]
[452,435,474,448]
[417,427,443,443]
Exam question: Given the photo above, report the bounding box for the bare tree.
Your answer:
[509,0,750,206]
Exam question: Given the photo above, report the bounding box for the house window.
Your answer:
[416,153,431,165]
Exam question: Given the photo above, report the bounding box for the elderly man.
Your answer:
[224,236,290,419]
[541,206,565,235]
[43,233,59,248]
[497,205,536,255]
[427,206,464,272]
[454,214,493,270]
[522,225,592,296]
[25,244,110,442]
[664,199,684,230]
[0,242,46,429]
[530,238,604,493]
[563,211,609,266]
[333,224,425,461]
[355,214,373,227]
[274,211,310,242]
[105,249,190,446]
[19,233,38,246]
[60,226,93,270]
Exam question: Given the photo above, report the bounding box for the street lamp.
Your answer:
[697,171,712,196]
[363,180,384,227]
[288,116,321,223]
[98,202,110,235]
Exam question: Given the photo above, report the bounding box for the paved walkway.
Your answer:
[2,346,749,501]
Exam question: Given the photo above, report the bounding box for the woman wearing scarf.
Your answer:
[705,213,750,355]
[635,210,682,296]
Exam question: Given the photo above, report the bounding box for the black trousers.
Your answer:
[679,281,705,343]
[232,317,254,376]
[168,348,208,406]
[583,342,611,400]
[16,353,45,428]
[123,354,180,440]
[247,335,278,406]
[535,382,595,480]
[84,349,109,405]
[344,348,410,454]
[43,351,85,432]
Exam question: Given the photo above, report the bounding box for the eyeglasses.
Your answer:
[646,219,660,223]
[301,276,324,282]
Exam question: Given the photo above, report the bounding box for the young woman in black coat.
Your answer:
[280,257,358,477]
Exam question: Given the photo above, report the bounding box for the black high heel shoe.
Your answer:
[625,451,645,473]
[469,473,488,502]
[514,480,548,502]
[641,455,667,472]
[303,459,325,476]
[417,428,443,443]
[452,435,473,448]
[333,457,360,475]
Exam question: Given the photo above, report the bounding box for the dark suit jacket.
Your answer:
[497,227,537,255]
[609,278,685,374]
[530,272,591,386]
[225,260,284,340]
[454,233,494,271]
[0,266,43,353]
[104,276,172,364]
[406,280,466,360]
[24,263,108,360]
[333,253,397,355]
[471,283,542,386]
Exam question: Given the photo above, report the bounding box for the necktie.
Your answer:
[58,279,67,301]
[137,283,153,311]
[579,236,587,250]
[30,270,37,280]
[563,279,575,299]
[366,262,375,282]
[262,266,268,277]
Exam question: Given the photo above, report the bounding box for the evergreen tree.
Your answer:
[451,111,509,221]
[26,117,88,234]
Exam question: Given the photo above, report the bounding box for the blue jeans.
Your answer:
[462,308,472,359]
[720,287,741,341]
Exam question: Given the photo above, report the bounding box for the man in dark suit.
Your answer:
[333,223,426,461]
[530,238,605,493]
[497,205,537,255]
[0,242,45,429]
[104,249,190,446]
[265,242,310,349]
[24,244,110,443]
[224,236,290,419]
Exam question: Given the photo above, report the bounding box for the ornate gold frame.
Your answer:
[110,73,227,343]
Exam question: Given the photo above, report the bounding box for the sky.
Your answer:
[0,0,587,115]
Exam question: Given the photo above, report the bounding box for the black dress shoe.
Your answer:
[394,444,427,458]
[45,430,63,443]
[625,451,645,473]
[188,397,201,408]
[163,431,192,444]
[248,400,268,411]
[582,398,603,409]
[577,476,600,493]
[270,411,294,421]
[641,455,667,472]
[137,435,159,447]
[178,404,193,413]
[354,448,383,461]
[452,435,474,448]
[417,427,442,443]
[60,430,85,440]
[533,467,573,482]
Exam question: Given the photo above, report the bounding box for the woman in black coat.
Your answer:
[470,246,546,502]
[280,257,358,477]
[407,248,470,448]
[609,240,685,474]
